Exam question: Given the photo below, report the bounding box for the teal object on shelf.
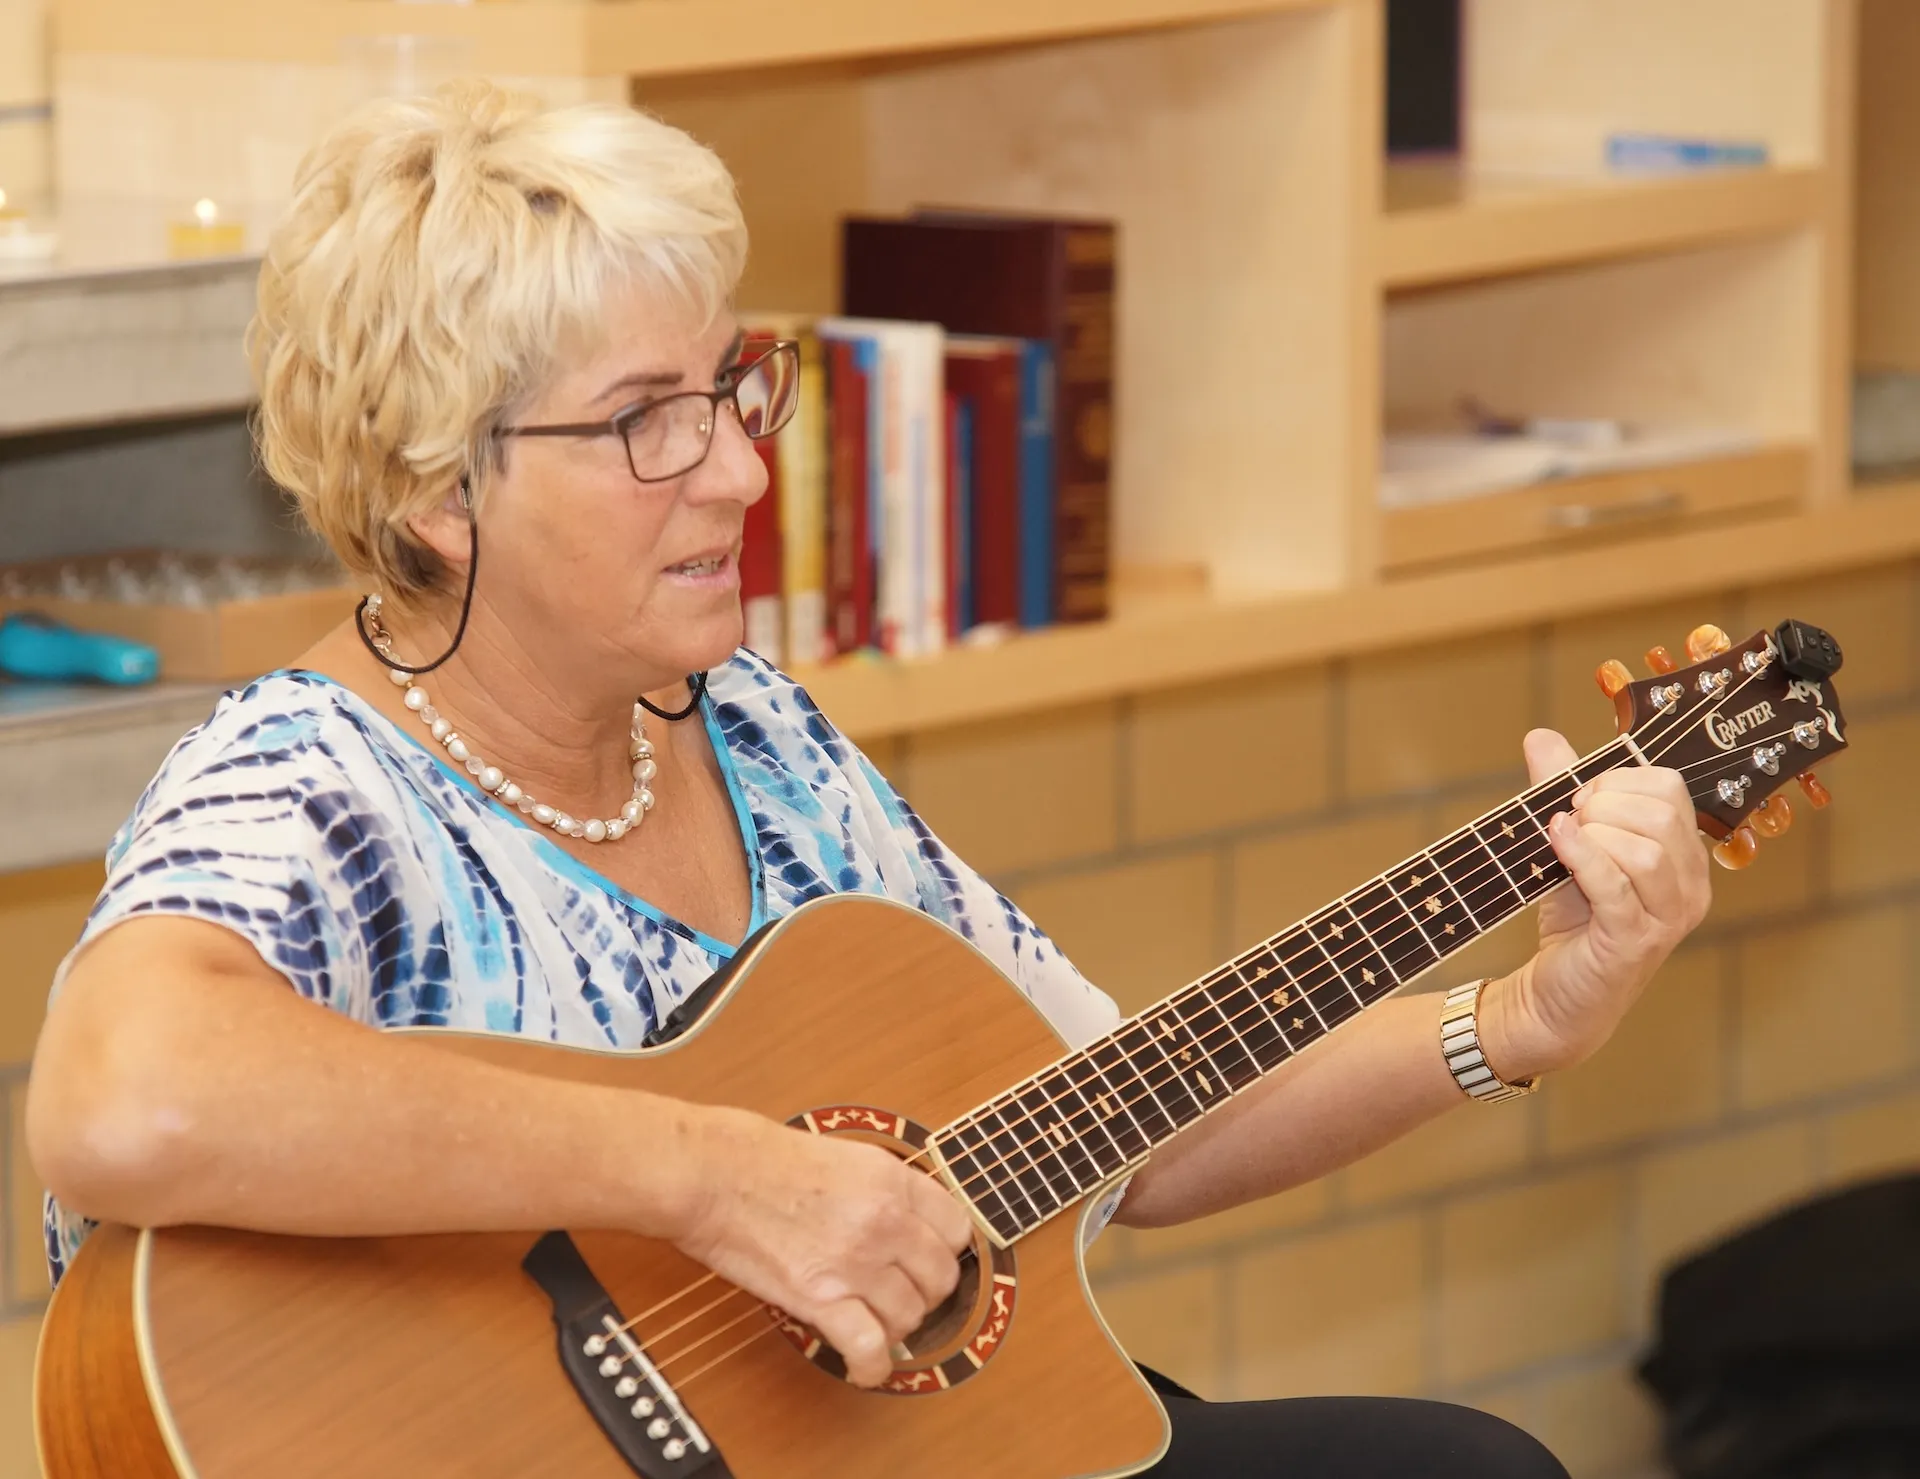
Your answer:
[0,612,161,685]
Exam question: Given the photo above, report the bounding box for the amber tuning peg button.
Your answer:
[1750,795,1793,838]
[1686,624,1733,662]
[1711,824,1760,871]
[1797,772,1832,809]
[1644,645,1678,676]
[1595,659,1632,699]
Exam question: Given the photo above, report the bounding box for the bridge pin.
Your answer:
[583,1336,607,1357]
[631,1397,656,1418]
[598,1356,622,1378]
[664,1440,688,1461]
[615,1376,639,1399]
[648,1417,672,1440]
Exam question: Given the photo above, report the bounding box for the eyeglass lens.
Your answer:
[624,343,800,482]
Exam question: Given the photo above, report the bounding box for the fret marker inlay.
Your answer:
[1502,821,1515,838]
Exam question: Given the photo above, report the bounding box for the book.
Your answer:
[841,211,1116,625]
[945,391,972,638]
[1017,339,1056,630]
[744,316,829,666]
[817,317,946,659]
[822,335,873,656]
[741,438,784,664]
[941,336,1025,630]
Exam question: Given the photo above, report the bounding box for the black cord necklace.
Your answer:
[355,493,709,722]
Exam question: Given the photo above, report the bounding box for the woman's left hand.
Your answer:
[1479,728,1714,1082]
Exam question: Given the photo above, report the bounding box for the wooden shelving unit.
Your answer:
[1380,162,1823,290]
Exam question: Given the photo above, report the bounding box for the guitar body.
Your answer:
[35,896,1169,1479]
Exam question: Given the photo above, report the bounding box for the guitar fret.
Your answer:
[1073,1048,1152,1164]
[1089,1034,1177,1144]
[1059,1055,1137,1175]
[1229,950,1306,1056]
[937,1126,1023,1242]
[1139,1005,1222,1117]
[974,1102,1063,1224]
[1205,970,1289,1078]
[1430,828,1521,929]
[1347,878,1436,983]
[1010,1077,1098,1196]
[1172,986,1260,1097]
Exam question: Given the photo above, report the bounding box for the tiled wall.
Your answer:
[2,559,1917,1474]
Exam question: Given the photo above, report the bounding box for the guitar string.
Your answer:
[593,665,1826,1385]
[589,660,1812,1364]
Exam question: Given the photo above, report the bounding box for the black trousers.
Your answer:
[1138,1370,1571,1479]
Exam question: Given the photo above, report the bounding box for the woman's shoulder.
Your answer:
[705,648,860,769]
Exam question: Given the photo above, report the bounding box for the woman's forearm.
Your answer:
[28,916,714,1241]
[1113,988,1477,1228]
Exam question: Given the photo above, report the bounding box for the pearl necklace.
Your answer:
[364,596,656,845]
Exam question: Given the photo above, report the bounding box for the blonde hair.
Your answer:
[249,79,748,597]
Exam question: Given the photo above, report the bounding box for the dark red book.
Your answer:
[824,338,872,655]
[942,337,1022,629]
[841,212,1115,623]
[741,439,784,663]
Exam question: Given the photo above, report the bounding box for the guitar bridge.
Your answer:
[522,1231,733,1479]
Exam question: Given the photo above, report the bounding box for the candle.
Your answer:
[0,187,57,267]
[167,197,246,258]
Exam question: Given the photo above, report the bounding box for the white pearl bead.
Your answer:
[388,667,412,687]
[607,818,628,841]
[630,738,654,760]
[465,756,483,777]
[583,819,607,843]
[403,687,428,712]
[633,757,658,784]
[430,717,453,742]
[621,799,643,824]
[640,788,655,812]
[554,813,575,833]
[480,766,504,793]
[532,803,556,825]
[500,781,523,805]
[447,738,470,763]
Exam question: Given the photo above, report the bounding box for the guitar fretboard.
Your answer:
[932,739,1635,1245]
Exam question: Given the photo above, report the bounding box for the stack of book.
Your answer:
[740,210,1115,668]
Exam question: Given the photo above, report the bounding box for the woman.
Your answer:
[27,82,1710,1477]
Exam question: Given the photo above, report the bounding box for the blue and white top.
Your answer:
[45,651,1121,1283]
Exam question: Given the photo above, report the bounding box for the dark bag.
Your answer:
[1639,1174,1920,1479]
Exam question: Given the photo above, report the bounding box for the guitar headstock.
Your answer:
[1594,620,1847,869]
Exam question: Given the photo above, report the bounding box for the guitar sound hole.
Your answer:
[900,1244,982,1363]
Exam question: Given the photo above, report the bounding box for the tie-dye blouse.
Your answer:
[44,650,1121,1283]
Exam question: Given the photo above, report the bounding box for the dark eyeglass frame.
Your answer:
[495,339,800,484]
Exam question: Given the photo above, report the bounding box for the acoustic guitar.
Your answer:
[36,620,1850,1479]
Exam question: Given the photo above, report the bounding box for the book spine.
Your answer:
[1052,224,1115,623]
[742,439,785,665]
[779,329,828,666]
[947,392,972,637]
[824,338,872,655]
[871,334,907,656]
[914,329,947,657]
[1017,340,1056,630]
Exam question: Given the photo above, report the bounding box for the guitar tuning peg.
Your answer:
[1797,772,1832,809]
[1594,659,1632,698]
[1750,795,1793,838]
[1686,624,1732,662]
[1645,645,1678,676]
[1711,824,1760,871]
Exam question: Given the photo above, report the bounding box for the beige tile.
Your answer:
[1546,594,1743,750]
[10,1081,46,1305]
[904,702,1121,875]
[1438,1169,1626,1386]
[1130,666,1332,845]
[1634,1121,1818,1325]
[1527,1362,1663,1479]
[1231,1214,1427,1400]
[1345,1101,1532,1210]
[1013,853,1220,1016]
[0,862,102,1068]
[1347,632,1536,799]
[1128,1179,1332,1261]
[0,1313,37,1479]
[1545,947,1725,1157]
[1735,905,1911,1111]
[1091,1264,1223,1398]
[1743,562,1914,706]
[1230,807,1428,949]
[1824,1087,1920,1186]
[1826,710,1920,899]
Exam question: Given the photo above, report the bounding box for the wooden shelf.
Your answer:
[799,481,1920,741]
[1380,162,1823,291]
[56,0,1334,78]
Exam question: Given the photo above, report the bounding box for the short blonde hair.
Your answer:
[249,79,748,596]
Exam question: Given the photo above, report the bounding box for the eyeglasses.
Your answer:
[497,339,800,483]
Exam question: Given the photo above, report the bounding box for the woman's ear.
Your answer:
[403,479,475,569]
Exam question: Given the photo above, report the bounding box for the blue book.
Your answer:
[950,397,976,635]
[1606,132,1769,173]
[1017,340,1056,630]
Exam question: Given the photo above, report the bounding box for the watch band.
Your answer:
[1440,980,1539,1105]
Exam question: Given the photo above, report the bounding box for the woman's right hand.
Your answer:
[670,1105,976,1387]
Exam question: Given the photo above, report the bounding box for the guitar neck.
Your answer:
[932,736,1640,1246]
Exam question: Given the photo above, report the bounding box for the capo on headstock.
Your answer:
[1592,619,1849,871]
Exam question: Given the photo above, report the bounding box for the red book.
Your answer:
[741,439,784,664]
[824,338,872,655]
[841,212,1115,623]
[942,337,1022,629]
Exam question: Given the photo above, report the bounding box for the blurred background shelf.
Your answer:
[1380,161,1824,290]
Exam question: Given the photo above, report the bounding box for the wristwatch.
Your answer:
[1440,979,1539,1105]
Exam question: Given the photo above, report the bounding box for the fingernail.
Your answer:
[1573,785,1591,806]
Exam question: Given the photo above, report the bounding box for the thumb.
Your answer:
[1523,727,1580,785]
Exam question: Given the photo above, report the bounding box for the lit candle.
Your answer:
[168,196,246,258]
[0,187,56,266]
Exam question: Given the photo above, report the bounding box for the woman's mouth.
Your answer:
[662,550,739,588]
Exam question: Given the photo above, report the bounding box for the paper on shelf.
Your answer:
[1379,425,1763,510]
